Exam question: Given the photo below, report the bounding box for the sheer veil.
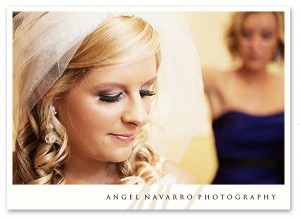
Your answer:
[13,10,211,163]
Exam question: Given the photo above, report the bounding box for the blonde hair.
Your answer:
[13,15,162,184]
[225,12,284,62]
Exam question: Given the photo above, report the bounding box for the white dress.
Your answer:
[155,156,178,184]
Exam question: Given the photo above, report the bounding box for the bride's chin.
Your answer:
[110,147,133,163]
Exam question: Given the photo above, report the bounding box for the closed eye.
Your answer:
[139,90,156,97]
[99,92,123,103]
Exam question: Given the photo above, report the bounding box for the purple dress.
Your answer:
[212,111,284,184]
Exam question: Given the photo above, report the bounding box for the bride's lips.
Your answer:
[108,133,136,143]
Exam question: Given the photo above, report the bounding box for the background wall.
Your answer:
[184,11,284,72]
[178,12,232,184]
[184,12,231,69]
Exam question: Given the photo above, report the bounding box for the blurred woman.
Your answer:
[203,12,285,184]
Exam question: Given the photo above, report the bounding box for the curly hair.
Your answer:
[225,12,284,62]
[13,15,163,184]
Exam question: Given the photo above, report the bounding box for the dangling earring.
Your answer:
[51,105,57,115]
[45,105,57,144]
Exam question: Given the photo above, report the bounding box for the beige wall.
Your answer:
[184,12,232,69]
[184,11,284,73]
[176,12,231,184]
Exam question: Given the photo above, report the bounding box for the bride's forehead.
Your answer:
[80,56,157,85]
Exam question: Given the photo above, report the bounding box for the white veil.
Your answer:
[13,10,211,162]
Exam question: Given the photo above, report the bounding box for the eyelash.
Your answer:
[99,92,123,103]
[139,90,156,97]
[99,90,156,103]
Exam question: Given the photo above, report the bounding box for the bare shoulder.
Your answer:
[162,160,198,184]
[202,65,228,93]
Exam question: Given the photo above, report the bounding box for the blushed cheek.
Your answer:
[58,101,99,136]
[79,108,109,131]
[87,104,125,130]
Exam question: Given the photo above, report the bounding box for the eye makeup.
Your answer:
[96,76,157,103]
[139,89,156,97]
[98,89,156,103]
[99,92,124,103]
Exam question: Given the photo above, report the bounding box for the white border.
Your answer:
[7,6,290,210]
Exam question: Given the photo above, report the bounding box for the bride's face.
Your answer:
[56,56,157,163]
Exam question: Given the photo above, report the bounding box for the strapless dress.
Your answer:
[212,111,284,184]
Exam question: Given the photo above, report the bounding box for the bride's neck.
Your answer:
[64,157,118,184]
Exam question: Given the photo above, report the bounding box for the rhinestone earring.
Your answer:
[45,131,56,144]
[45,106,57,144]
[51,105,57,115]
